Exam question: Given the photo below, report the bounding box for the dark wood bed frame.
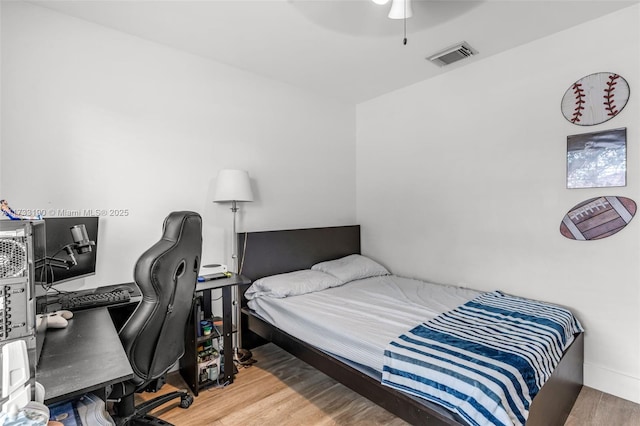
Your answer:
[238,225,584,426]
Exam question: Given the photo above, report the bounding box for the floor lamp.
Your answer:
[213,169,254,363]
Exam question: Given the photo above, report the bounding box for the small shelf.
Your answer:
[195,324,236,344]
[196,331,221,344]
[198,378,217,388]
[179,273,250,396]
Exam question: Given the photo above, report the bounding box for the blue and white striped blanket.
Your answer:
[381,291,583,426]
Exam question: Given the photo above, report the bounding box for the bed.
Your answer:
[238,225,584,426]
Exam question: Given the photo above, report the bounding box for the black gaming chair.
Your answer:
[109,211,202,426]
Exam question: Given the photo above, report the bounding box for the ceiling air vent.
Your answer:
[427,42,478,67]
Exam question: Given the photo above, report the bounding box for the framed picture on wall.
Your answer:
[566,127,626,189]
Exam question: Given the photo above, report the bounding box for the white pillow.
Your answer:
[311,254,389,283]
[244,269,343,299]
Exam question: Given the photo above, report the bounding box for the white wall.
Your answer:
[357,5,640,402]
[4,0,639,406]
[0,2,356,288]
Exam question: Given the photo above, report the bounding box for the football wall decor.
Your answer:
[560,196,636,240]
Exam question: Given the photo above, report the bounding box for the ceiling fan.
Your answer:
[371,0,413,44]
[371,0,413,20]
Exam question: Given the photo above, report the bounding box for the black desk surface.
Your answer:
[195,273,250,291]
[37,308,134,405]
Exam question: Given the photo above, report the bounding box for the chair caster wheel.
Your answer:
[180,393,193,409]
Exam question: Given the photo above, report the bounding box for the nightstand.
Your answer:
[179,273,251,395]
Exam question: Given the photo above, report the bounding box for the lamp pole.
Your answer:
[213,169,254,364]
[229,200,243,361]
[230,200,239,274]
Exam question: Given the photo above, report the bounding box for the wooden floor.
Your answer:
[136,343,640,426]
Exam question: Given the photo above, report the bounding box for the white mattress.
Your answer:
[247,275,481,373]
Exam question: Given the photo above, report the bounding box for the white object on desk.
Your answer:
[199,263,228,281]
[0,340,49,426]
[1,340,30,413]
[199,263,227,277]
[0,341,49,425]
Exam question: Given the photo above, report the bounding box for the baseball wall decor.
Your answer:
[561,72,630,126]
[560,196,636,240]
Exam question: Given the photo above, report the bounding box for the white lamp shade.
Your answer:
[371,0,390,4]
[388,0,413,19]
[213,169,254,202]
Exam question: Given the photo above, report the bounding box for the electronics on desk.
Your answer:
[198,264,229,282]
[42,216,99,286]
[0,220,45,384]
[0,221,47,425]
[58,287,132,311]
[199,263,227,276]
[0,281,32,343]
[38,282,141,314]
[67,289,129,310]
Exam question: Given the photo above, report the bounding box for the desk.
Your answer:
[37,308,134,405]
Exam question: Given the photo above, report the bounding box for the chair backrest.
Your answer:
[119,211,202,386]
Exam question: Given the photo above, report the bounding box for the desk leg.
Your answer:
[221,285,234,384]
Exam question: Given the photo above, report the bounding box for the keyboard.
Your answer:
[60,288,131,311]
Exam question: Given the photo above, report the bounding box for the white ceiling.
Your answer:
[30,0,639,104]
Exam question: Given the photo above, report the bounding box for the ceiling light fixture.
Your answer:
[371,0,412,45]
[387,0,413,20]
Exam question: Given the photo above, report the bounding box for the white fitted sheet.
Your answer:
[247,274,481,373]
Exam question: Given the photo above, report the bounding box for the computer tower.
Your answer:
[0,220,46,408]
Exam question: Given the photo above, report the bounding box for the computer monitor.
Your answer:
[42,216,99,286]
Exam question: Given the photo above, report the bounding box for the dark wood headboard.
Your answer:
[237,225,360,348]
[237,225,361,282]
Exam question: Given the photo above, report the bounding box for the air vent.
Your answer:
[427,42,478,66]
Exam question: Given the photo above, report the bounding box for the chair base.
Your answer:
[128,414,173,426]
[113,390,194,426]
